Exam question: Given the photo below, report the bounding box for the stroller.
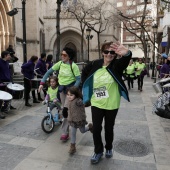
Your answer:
[153,81,170,119]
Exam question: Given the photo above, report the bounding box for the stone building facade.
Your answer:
[0,0,119,63]
[0,0,15,54]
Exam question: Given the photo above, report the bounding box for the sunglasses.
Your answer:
[61,53,68,57]
[103,50,115,55]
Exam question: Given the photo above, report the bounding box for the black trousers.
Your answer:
[91,106,118,153]
[24,78,36,103]
[137,75,144,89]
[126,75,134,89]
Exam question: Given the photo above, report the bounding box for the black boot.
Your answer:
[33,99,40,103]
[10,105,16,109]
[25,103,32,107]
[0,113,6,119]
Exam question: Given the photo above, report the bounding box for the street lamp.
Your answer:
[152,24,158,82]
[22,0,27,63]
[56,0,63,61]
[145,38,150,77]
[6,0,27,63]
[86,28,93,62]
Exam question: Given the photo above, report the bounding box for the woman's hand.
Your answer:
[110,42,129,56]
[38,85,43,92]
[53,99,57,103]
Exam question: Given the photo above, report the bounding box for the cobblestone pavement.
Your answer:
[0,76,170,170]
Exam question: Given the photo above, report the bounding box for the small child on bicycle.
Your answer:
[66,86,93,154]
[43,76,61,112]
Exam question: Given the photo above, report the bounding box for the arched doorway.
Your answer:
[65,42,77,62]
[53,30,86,62]
[0,0,14,53]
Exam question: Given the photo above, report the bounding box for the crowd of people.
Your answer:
[0,45,55,118]
[2,42,170,165]
[124,58,147,91]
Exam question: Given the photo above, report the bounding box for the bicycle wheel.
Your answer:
[41,116,55,133]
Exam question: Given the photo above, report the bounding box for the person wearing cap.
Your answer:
[160,53,170,79]
[39,47,81,141]
[0,51,16,119]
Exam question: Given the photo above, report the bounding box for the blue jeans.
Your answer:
[71,126,89,144]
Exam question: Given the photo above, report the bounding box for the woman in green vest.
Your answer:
[135,58,146,91]
[125,59,135,90]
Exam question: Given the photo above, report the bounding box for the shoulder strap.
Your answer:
[69,61,75,77]
[58,61,75,77]
[58,61,62,69]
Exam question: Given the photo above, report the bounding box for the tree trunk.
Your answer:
[81,31,84,62]
[97,32,101,59]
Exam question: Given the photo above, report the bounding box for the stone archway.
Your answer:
[0,0,14,54]
[52,29,87,63]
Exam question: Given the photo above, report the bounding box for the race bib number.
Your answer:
[93,86,109,99]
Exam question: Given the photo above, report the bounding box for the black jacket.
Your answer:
[81,51,132,102]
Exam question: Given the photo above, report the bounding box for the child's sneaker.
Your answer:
[60,134,69,141]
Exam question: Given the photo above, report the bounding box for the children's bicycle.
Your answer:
[41,101,63,133]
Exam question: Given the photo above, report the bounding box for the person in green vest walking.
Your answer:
[135,58,146,91]
[125,59,135,90]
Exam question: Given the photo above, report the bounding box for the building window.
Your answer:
[126,36,135,40]
[140,0,145,3]
[159,18,163,27]
[136,32,141,36]
[63,0,77,6]
[126,9,136,15]
[128,19,135,23]
[137,16,142,21]
[127,1,136,6]
[117,2,123,7]
[137,5,144,12]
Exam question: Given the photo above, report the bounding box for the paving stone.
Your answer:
[62,155,157,170]
[1,76,170,169]
[0,115,53,140]
[0,143,34,170]
[117,107,146,121]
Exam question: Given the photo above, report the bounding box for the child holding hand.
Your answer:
[66,86,93,154]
